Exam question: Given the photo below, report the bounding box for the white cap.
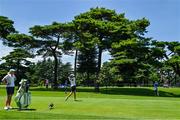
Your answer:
[9,69,15,72]
[19,79,27,84]
[70,74,74,77]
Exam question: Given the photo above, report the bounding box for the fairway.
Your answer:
[0,87,180,120]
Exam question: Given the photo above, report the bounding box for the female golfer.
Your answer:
[2,69,16,110]
[65,74,76,101]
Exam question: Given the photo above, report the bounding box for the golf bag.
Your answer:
[14,79,31,109]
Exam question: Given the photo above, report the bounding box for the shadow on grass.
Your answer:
[29,87,74,92]
[11,108,36,111]
[29,87,180,98]
[74,99,83,102]
[0,110,123,119]
[100,87,180,97]
[30,87,94,92]
[75,87,180,97]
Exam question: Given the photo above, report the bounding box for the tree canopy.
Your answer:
[0,8,179,88]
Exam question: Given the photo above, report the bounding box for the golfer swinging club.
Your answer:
[65,74,76,101]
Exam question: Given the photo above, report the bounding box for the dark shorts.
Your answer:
[71,86,76,92]
[6,87,15,95]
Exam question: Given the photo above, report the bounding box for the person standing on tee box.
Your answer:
[2,69,16,110]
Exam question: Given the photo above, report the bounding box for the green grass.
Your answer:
[0,86,180,120]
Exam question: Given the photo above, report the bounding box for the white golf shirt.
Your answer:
[68,77,76,87]
[2,74,16,87]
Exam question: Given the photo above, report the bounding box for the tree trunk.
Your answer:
[52,36,60,89]
[16,59,21,87]
[97,47,102,75]
[176,63,180,76]
[53,51,58,89]
[174,73,177,86]
[87,72,90,86]
[74,49,78,77]
[95,46,102,92]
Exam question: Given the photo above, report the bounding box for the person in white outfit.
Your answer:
[2,69,16,110]
[65,74,76,101]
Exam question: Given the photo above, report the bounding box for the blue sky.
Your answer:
[0,0,180,64]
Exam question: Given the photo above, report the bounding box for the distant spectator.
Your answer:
[154,81,159,96]
[45,79,49,89]
[163,80,169,88]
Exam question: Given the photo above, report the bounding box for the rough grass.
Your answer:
[0,86,180,120]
